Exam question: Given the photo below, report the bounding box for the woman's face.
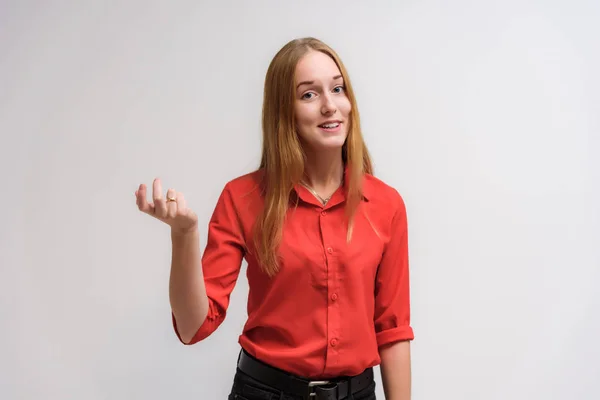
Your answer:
[293,50,351,153]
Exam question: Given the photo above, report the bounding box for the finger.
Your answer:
[137,184,154,214]
[153,178,167,218]
[166,188,177,219]
[177,192,196,224]
[177,191,187,211]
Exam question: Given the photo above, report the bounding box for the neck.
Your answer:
[302,149,344,192]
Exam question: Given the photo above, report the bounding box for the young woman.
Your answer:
[135,37,413,400]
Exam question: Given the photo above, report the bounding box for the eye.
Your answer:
[301,92,316,100]
[333,85,345,94]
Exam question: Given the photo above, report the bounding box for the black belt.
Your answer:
[237,349,374,400]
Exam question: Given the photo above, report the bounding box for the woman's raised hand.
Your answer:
[135,178,198,235]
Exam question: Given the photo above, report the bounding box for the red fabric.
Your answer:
[172,168,414,379]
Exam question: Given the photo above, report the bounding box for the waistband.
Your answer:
[236,349,374,400]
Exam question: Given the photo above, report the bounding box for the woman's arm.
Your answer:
[169,227,209,344]
[135,180,209,344]
[380,340,411,400]
[170,183,246,345]
[373,188,414,399]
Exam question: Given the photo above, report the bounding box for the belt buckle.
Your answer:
[308,380,331,397]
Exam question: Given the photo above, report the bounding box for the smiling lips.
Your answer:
[318,120,342,131]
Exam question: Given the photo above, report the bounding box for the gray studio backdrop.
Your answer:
[1,1,598,399]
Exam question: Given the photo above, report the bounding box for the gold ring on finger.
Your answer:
[166,196,177,202]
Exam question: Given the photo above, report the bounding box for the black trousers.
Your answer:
[227,352,377,400]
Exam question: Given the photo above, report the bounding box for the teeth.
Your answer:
[321,123,339,128]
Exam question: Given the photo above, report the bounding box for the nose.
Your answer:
[320,93,337,115]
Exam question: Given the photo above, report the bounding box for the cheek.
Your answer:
[294,107,311,140]
[338,97,352,116]
[295,103,318,128]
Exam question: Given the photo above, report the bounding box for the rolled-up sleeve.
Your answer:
[374,190,414,348]
[172,182,245,345]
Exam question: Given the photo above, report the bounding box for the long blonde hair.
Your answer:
[254,37,373,277]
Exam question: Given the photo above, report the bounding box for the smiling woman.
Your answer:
[135,37,414,400]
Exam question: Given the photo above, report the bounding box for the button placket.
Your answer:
[319,203,341,369]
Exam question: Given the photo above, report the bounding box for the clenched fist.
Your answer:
[135,178,198,235]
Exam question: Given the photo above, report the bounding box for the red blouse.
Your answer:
[172,169,414,379]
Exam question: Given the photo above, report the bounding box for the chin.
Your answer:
[299,127,348,151]
[312,136,347,152]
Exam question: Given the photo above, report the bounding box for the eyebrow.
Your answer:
[296,74,343,90]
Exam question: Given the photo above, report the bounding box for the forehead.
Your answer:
[295,50,342,82]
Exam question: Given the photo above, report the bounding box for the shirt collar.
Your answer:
[292,165,371,207]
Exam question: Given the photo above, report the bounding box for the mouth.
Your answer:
[318,120,342,129]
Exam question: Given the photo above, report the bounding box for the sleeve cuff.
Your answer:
[376,325,415,348]
[171,312,217,345]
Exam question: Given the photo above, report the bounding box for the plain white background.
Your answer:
[1,1,598,399]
